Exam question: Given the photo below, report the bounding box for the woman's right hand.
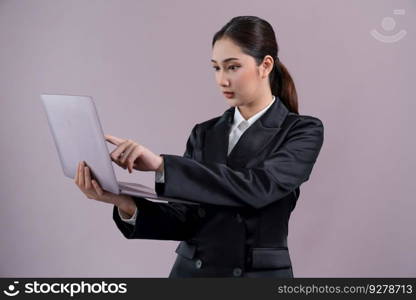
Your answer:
[74,161,137,217]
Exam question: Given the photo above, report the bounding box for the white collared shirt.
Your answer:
[119,95,276,224]
[228,95,276,155]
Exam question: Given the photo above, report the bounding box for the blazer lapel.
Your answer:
[227,97,289,165]
[204,107,234,164]
[204,96,290,165]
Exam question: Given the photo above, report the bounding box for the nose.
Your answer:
[217,71,230,88]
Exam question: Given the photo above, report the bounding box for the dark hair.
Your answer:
[212,16,299,114]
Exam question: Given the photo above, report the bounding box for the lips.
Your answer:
[223,91,235,99]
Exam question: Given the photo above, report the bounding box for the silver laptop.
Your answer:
[41,94,198,205]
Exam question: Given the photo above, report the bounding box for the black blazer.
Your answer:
[113,97,324,278]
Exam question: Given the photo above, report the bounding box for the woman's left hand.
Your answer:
[104,134,164,174]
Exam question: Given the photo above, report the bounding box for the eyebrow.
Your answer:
[211,57,239,64]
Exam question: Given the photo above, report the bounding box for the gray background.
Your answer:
[1,0,415,277]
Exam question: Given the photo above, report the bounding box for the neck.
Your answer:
[237,91,274,120]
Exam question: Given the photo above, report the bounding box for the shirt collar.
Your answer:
[233,95,276,128]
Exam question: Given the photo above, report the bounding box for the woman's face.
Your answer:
[211,38,265,107]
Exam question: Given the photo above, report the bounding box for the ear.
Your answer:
[260,55,274,79]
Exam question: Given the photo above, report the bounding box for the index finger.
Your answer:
[74,161,81,184]
[105,134,125,146]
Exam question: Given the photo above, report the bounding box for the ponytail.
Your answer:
[271,58,299,114]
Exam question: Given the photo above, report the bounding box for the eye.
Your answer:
[212,65,240,72]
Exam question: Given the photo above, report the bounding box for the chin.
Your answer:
[226,98,240,107]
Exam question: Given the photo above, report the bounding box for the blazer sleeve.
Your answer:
[155,117,324,209]
[113,125,201,241]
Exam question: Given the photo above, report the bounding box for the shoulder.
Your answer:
[282,113,324,146]
[285,112,324,130]
[191,115,224,133]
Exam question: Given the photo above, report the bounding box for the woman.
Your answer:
[75,16,324,278]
